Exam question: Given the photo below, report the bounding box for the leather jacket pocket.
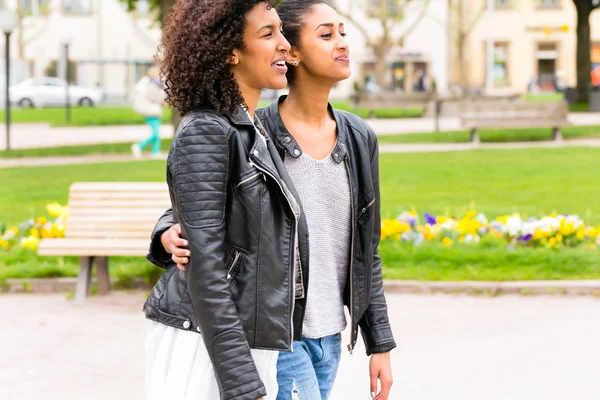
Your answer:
[226,248,244,282]
[236,168,266,191]
[357,194,376,224]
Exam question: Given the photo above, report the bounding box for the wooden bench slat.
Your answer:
[37,182,171,299]
[70,182,168,191]
[67,200,169,208]
[38,238,150,256]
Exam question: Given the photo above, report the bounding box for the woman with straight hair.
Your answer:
[150,1,396,399]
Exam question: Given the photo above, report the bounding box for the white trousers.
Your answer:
[145,321,279,399]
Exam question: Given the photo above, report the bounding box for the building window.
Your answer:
[537,0,561,8]
[490,43,509,86]
[367,0,400,18]
[536,43,558,91]
[19,0,49,15]
[63,0,92,16]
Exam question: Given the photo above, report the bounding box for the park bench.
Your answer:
[37,182,170,301]
[460,99,570,144]
[350,92,432,118]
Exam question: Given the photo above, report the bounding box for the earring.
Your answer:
[293,61,299,67]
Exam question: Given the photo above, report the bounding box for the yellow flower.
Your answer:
[436,215,447,224]
[442,237,453,247]
[458,236,465,243]
[533,229,546,240]
[465,210,477,220]
[51,224,65,238]
[585,227,597,238]
[30,227,40,239]
[10,226,18,234]
[0,238,9,250]
[46,202,63,217]
[21,235,39,251]
[559,223,574,236]
[40,226,52,239]
[548,237,557,247]
[576,230,585,240]
[35,217,48,226]
[492,229,503,239]
[555,234,563,243]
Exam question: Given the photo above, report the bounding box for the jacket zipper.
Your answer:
[236,172,266,188]
[344,156,355,356]
[249,157,298,351]
[226,250,241,280]
[357,198,375,220]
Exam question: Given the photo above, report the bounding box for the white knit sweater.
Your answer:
[285,149,351,339]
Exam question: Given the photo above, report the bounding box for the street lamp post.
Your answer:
[0,9,18,152]
[60,32,72,123]
[64,42,70,122]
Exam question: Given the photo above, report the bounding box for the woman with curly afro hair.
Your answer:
[143,1,291,399]
[149,1,397,399]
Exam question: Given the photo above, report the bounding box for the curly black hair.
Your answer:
[159,0,276,117]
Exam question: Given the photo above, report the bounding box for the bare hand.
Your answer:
[160,223,190,271]
[369,352,393,400]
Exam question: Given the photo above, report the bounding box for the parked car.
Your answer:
[9,78,104,108]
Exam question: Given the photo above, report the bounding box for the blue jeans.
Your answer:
[139,116,162,155]
[276,333,342,400]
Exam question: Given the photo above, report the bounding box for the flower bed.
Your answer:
[382,210,600,250]
[0,203,67,251]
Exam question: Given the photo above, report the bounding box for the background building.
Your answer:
[2,0,161,102]
[451,0,600,96]
[324,0,451,98]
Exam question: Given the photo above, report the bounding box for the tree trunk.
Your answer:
[374,45,388,88]
[575,2,592,103]
[161,0,182,130]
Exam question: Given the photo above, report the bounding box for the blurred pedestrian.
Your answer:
[131,66,165,159]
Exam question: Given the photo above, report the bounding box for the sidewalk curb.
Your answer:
[4,277,600,296]
[383,280,600,296]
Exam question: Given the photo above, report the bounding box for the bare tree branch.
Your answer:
[397,0,431,43]
[464,3,486,35]
[335,2,375,47]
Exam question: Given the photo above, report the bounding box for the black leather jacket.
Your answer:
[144,97,396,400]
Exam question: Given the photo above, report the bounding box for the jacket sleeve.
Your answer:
[168,118,267,400]
[358,131,397,356]
[146,208,176,269]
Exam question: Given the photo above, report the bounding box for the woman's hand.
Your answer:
[160,223,190,271]
[369,352,393,399]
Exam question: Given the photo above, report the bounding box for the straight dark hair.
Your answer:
[276,0,331,86]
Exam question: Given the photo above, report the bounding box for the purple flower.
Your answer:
[424,212,437,226]
[519,234,533,242]
[408,217,417,229]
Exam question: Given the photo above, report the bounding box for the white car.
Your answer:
[9,78,104,108]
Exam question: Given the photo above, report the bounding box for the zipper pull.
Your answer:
[347,344,354,356]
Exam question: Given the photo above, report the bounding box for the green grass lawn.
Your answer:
[0,140,174,159]
[0,106,173,127]
[378,125,600,144]
[1,147,600,282]
[0,101,421,128]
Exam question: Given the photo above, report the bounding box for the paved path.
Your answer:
[2,111,600,151]
[1,292,599,400]
[2,138,600,169]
